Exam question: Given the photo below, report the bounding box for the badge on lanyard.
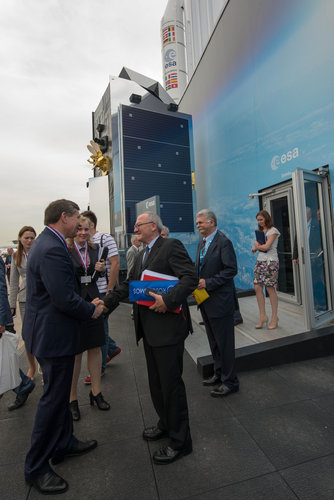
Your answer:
[81,275,92,284]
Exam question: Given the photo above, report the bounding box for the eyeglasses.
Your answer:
[134,221,153,229]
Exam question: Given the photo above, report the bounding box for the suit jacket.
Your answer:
[0,258,12,326]
[9,254,27,307]
[196,230,237,318]
[22,227,95,358]
[70,244,101,301]
[126,244,140,279]
[105,236,198,347]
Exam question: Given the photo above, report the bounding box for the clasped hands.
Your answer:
[91,297,106,318]
[252,241,260,253]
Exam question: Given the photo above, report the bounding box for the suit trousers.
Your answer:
[143,336,191,450]
[200,310,239,390]
[24,355,75,478]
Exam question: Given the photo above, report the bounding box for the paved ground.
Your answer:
[1,303,334,499]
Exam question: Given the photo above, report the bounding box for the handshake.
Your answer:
[91,297,108,319]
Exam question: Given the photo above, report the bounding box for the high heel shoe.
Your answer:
[69,400,81,421]
[254,316,268,329]
[89,392,110,411]
[267,318,279,330]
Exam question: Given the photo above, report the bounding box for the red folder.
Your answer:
[138,270,181,313]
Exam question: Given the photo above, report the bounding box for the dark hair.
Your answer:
[256,210,274,229]
[44,199,80,225]
[14,226,36,267]
[81,210,97,229]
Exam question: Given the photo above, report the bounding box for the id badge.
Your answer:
[81,275,92,284]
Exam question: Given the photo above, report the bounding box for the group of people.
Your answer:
[0,199,281,495]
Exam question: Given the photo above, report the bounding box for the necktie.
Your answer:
[142,246,150,267]
[198,239,206,270]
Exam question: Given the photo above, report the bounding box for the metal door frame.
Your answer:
[262,184,301,304]
[292,168,334,329]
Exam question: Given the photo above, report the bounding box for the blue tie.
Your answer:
[142,246,150,267]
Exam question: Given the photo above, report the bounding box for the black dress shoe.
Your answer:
[25,471,68,495]
[51,439,97,465]
[234,318,243,326]
[211,383,239,398]
[202,375,221,386]
[153,444,192,464]
[8,382,35,411]
[69,400,80,421]
[143,426,168,441]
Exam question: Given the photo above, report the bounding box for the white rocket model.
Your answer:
[161,0,227,104]
[161,0,187,104]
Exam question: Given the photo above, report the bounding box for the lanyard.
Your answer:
[47,225,70,255]
[74,242,88,272]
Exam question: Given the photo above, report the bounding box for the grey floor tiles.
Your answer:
[1,303,334,499]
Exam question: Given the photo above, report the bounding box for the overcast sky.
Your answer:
[0,0,167,246]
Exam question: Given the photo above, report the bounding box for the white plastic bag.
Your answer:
[0,331,21,395]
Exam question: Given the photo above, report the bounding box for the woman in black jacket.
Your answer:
[68,216,110,420]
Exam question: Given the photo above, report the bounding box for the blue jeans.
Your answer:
[100,293,120,371]
[13,369,35,395]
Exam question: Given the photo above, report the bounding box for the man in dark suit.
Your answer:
[104,212,197,464]
[23,199,104,495]
[196,209,239,397]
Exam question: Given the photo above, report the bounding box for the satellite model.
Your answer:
[86,140,111,175]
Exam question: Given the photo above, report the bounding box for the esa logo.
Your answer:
[165,49,176,62]
[271,147,299,170]
[165,48,177,69]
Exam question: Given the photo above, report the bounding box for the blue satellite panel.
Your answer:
[121,105,194,233]
[122,106,189,146]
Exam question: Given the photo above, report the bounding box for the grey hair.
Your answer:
[144,212,164,233]
[131,234,139,244]
[196,209,217,227]
[162,225,169,235]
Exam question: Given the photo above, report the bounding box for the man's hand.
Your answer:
[0,325,5,337]
[92,303,104,319]
[148,292,168,313]
[197,278,206,289]
[91,298,105,319]
[92,297,103,306]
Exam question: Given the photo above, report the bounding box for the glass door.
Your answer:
[262,187,300,304]
[292,168,334,329]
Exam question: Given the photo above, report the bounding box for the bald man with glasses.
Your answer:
[104,212,197,464]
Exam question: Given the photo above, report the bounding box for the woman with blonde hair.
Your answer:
[67,215,110,420]
[9,226,37,379]
[252,210,280,330]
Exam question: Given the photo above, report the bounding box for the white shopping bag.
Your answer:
[0,331,21,395]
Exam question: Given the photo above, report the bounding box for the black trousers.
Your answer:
[24,355,75,478]
[200,311,239,390]
[143,337,191,450]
